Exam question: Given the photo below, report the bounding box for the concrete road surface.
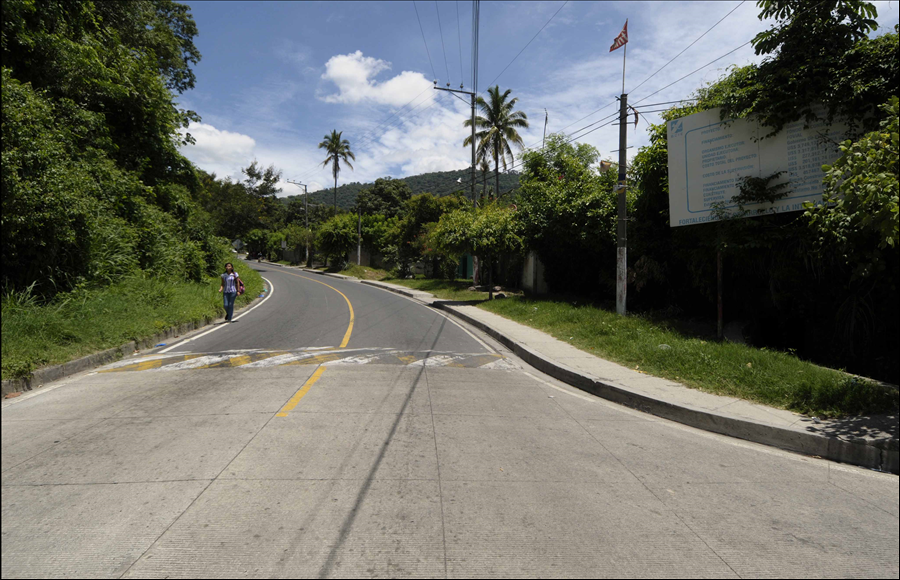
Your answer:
[2,261,897,578]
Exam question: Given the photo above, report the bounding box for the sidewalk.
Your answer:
[357,278,898,474]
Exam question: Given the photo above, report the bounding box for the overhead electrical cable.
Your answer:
[414,1,437,81]
[435,1,452,84]
[633,0,828,105]
[285,87,435,184]
[628,1,745,94]
[482,0,569,89]
[457,1,465,86]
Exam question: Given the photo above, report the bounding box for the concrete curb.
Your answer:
[1,282,270,398]
[359,279,898,474]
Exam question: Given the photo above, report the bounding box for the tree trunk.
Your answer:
[494,149,499,200]
[488,256,493,300]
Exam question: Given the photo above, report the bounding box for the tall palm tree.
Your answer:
[479,158,491,201]
[318,130,355,213]
[464,85,528,199]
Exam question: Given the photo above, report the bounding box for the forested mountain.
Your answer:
[283,168,521,210]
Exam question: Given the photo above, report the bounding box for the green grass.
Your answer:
[478,296,897,417]
[1,267,265,380]
[383,278,491,302]
[340,264,390,280]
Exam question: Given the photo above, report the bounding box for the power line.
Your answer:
[413,1,437,81]
[285,87,436,184]
[482,1,569,90]
[633,41,752,105]
[289,93,447,185]
[628,1,746,94]
[456,1,465,87]
[633,0,829,105]
[435,1,452,84]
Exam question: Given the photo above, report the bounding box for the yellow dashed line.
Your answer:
[396,354,418,364]
[277,271,354,348]
[283,353,342,366]
[100,354,203,373]
[276,366,327,417]
[194,352,288,369]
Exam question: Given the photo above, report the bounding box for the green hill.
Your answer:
[284,168,520,210]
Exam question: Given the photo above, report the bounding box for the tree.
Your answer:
[242,161,283,228]
[318,130,355,213]
[464,86,528,198]
[355,177,412,218]
[383,193,468,277]
[806,96,899,281]
[708,1,887,136]
[1,0,202,186]
[315,213,357,267]
[432,202,523,299]
[515,134,621,294]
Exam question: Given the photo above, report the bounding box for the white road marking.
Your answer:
[159,276,274,354]
[480,358,519,370]
[148,354,233,371]
[98,354,174,370]
[238,353,309,368]
[407,355,457,367]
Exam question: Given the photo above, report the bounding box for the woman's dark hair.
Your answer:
[224,262,234,270]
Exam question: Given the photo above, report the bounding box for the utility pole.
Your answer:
[609,18,629,316]
[542,108,548,150]
[616,94,628,316]
[434,83,477,207]
[286,180,309,266]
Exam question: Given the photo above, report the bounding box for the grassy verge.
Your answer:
[1,267,265,380]
[383,277,492,302]
[478,296,897,417]
[340,264,390,280]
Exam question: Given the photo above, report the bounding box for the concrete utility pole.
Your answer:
[616,95,628,316]
[434,83,477,207]
[286,180,309,266]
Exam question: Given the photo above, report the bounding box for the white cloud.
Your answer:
[319,50,434,107]
[180,122,256,179]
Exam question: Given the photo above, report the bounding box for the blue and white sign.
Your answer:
[667,108,848,227]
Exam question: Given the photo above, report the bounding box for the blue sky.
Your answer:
[177,1,899,196]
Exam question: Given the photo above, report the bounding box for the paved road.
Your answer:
[2,261,898,578]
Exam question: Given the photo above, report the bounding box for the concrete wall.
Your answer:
[521,251,548,295]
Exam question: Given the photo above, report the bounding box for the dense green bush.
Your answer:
[515,134,621,294]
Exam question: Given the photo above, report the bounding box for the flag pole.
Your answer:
[622,29,626,94]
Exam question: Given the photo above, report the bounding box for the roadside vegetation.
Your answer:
[384,278,493,302]
[1,267,264,380]
[479,296,898,418]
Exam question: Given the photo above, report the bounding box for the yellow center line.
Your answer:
[276,366,327,417]
[276,271,354,348]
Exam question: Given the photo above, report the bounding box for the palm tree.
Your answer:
[464,85,528,199]
[318,130,355,213]
[479,158,491,201]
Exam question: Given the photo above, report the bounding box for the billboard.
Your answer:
[667,108,848,227]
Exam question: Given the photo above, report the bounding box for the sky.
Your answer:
[176,0,899,197]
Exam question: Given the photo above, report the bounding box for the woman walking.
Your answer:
[218,262,242,323]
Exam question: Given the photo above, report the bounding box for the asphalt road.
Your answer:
[2,260,898,578]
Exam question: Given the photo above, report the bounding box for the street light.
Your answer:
[286,180,309,266]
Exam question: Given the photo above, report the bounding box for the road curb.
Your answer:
[1,282,270,398]
[358,279,898,474]
[434,302,898,474]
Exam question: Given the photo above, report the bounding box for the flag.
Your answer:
[609,20,628,52]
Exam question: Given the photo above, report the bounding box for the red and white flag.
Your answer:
[609,20,628,52]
